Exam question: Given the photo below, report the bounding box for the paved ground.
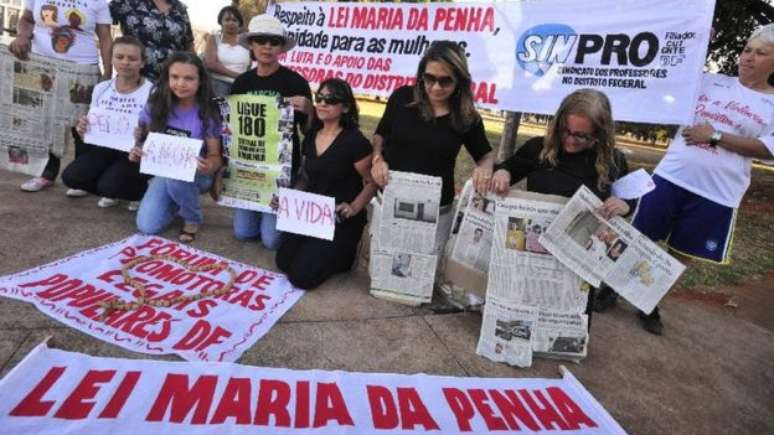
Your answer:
[1,166,773,434]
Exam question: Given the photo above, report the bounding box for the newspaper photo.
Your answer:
[477,191,590,367]
[0,45,99,175]
[378,171,442,255]
[540,185,686,314]
[450,182,495,273]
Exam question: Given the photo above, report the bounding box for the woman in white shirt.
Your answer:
[204,6,251,97]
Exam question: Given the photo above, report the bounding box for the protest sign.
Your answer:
[218,94,294,212]
[276,187,336,241]
[0,343,625,434]
[83,105,139,152]
[270,0,714,124]
[611,169,656,200]
[140,132,201,182]
[0,235,304,362]
[0,45,100,176]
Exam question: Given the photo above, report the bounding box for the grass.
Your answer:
[358,98,774,291]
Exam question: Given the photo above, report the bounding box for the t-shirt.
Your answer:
[211,32,251,84]
[110,0,194,81]
[230,66,312,176]
[375,86,491,206]
[25,0,111,64]
[139,103,220,154]
[496,136,629,201]
[655,73,774,208]
[90,78,153,114]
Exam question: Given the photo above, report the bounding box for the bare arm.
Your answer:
[338,154,378,219]
[197,137,223,175]
[370,133,389,187]
[471,150,495,193]
[683,123,774,159]
[96,24,113,80]
[9,9,34,60]
[204,34,240,79]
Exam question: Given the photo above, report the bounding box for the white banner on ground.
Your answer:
[276,187,336,240]
[0,343,625,434]
[269,0,714,124]
[0,235,304,362]
[84,105,140,152]
[140,132,201,182]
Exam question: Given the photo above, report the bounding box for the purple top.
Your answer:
[139,103,220,141]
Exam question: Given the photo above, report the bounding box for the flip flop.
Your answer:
[179,224,199,243]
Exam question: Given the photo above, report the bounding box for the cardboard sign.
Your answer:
[140,132,201,182]
[0,235,304,362]
[83,105,139,152]
[0,343,625,434]
[276,187,336,241]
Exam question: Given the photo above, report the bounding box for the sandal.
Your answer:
[179,224,199,243]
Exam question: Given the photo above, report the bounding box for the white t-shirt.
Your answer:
[25,0,111,64]
[655,73,774,208]
[90,78,153,114]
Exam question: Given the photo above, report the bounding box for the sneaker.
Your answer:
[593,285,619,313]
[638,308,664,335]
[65,188,89,198]
[97,197,119,208]
[127,201,140,211]
[20,177,54,192]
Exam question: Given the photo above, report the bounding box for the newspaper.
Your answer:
[540,185,686,314]
[450,180,495,273]
[369,249,438,306]
[378,171,442,255]
[477,191,590,367]
[0,45,99,175]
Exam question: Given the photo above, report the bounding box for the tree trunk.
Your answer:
[497,111,522,162]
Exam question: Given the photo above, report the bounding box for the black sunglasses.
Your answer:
[315,93,344,105]
[251,35,284,47]
[422,72,455,88]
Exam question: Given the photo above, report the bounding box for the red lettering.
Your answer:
[254,379,291,427]
[443,387,475,431]
[146,374,217,424]
[468,389,507,430]
[18,273,68,288]
[313,383,354,428]
[99,371,141,419]
[249,294,271,311]
[519,389,569,430]
[397,387,440,430]
[10,366,66,416]
[210,377,252,424]
[295,381,311,428]
[54,370,116,419]
[489,389,540,431]
[547,387,598,430]
[367,385,399,429]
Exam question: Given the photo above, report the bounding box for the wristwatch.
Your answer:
[709,130,722,147]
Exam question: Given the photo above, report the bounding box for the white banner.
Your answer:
[0,235,304,362]
[276,187,337,241]
[140,132,201,182]
[270,0,714,124]
[0,343,625,434]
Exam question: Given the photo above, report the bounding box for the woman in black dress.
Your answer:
[276,78,376,289]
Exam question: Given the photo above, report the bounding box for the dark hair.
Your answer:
[310,78,359,130]
[112,35,146,62]
[146,52,220,135]
[412,40,479,133]
[217,6,244,27]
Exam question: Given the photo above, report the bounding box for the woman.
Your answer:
[230,14,313,250]
[276,78,375,289]
[110,0,195,82]
[62,36,153,210]
[131,52,222,242]
[490,89,632,327]
[596,24,774,335]
[371,41,495,254]
[10,0,112,193]
[204,6,251,97]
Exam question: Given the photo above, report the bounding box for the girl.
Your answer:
[275,78,375,289]
[62,36,153,210]
[130,52,223,243]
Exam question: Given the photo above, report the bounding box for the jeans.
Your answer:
[233,209,282,250]
[136,174,213,234]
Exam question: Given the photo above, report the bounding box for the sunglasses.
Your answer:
[422,72,456,88]
[251,35,284,47]
[315,93,344,105]
[563,128,596,145]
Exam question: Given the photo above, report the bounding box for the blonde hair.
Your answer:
[541,89,617,190]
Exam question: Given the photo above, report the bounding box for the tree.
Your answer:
[710,0,774,74]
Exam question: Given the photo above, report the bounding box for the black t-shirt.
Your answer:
[230,66,312,176]
[375,86,491,206]
[303,127,372,215]
[497,136,629,201]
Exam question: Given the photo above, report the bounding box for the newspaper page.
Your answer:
[378,171,442,255]
[217,94,294,213]
[0,45,99,175]
[540,185,686,314]
[369,249,438,306]
[477,191,590,367]
[450,181,495,273]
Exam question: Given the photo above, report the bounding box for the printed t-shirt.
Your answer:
[375,86,491,206]
[655,73,774,208]
[90,78,153,114]
[25,0,111,64]
[139,103,220,154]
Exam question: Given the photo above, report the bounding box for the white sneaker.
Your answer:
[65,188,89,198]
[127,201,140,211]
[97,197,119,208]
[20,177,54,192]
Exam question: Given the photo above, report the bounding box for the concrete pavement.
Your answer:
[1,167,772,434]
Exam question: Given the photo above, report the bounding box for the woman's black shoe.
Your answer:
[593,285,619,312]
[638,308,663,335]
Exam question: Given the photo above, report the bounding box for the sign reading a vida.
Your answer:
[276,188,336,240]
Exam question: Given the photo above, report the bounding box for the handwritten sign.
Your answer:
[140,132,201,182]
[83,105,139,152]
[611,169,656,200]
[276,188,336,240]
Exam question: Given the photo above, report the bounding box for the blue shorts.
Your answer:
[632,174,737,264]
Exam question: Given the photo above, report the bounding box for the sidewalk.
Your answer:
[0,168,772,434]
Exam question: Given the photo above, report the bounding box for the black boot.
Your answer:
[593,285,619,313]
[638,307,663,335]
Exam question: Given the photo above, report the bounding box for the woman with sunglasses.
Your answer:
[229,14,313,250]
[371,41,495,256]
[276,78,376,289]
